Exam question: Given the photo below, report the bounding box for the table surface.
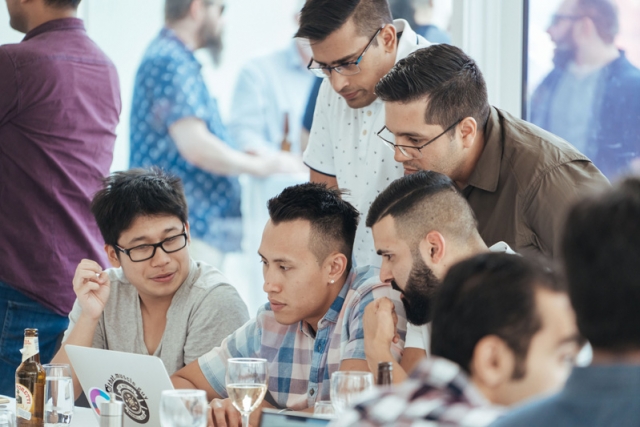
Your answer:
[4,398,98,427]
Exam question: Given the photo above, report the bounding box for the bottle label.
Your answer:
[15,384,33,420]
[21,337,39,362]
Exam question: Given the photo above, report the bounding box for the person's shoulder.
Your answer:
[489,394,565,427]
[191,261,231,290]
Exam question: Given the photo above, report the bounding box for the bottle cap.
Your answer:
[101,393,123,417]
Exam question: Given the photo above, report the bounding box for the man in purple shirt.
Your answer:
[0,0,120,395]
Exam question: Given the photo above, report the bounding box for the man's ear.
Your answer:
[325,251,348,285]
[380,24,397,53]
[418,230,446,265]
[459,117,478,149]
[104,244,121,268]
[185,221,191,245]
[470,335,516,391]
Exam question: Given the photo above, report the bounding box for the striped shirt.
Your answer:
[198,266,406,410]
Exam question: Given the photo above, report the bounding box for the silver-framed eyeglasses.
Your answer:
[377,119,462,159]
[115,225,188,262]
[307,28,382,78]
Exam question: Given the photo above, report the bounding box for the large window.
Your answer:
[524,0,640,180]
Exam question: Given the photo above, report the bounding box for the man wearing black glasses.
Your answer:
[50,168,249,399]
[296,0,431,269]
[375,44,610,258]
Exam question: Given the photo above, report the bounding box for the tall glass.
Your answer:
[330,371,373,414]
[43,364,73,426]
[225,358,268,427]
[159,390,207,427]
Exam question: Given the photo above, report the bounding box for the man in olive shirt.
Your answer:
[374,44,609,257]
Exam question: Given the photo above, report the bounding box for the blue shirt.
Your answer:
[227,41,315,154]
[491,365,640,427]
[130,28,241,252]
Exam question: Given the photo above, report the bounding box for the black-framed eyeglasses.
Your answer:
[377,119,462,159]
[307,27,383,78]
[549,14,584,27]
[115,226,188,262]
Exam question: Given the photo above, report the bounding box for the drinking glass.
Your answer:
[0,406,15,427]
[159,390,207,427]
[313,401,335,418]
[329,371,373,414]
[43,364,73,426]
[225,358,268,427]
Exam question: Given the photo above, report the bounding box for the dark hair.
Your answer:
[267,183,360,270]
[431,253,566,378]
[165,0,194,22]
[562,177,640,352]
[91,168,188,247]
[44,0,82,8]
[375,44,491,133]
[295,0,392,42]
[577,0,619,44]
[366,171,478,245]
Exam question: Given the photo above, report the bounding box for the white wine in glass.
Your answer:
[226,359,268,427]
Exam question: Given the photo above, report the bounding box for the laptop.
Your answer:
[259,409,332,427]
[66,345,174,427]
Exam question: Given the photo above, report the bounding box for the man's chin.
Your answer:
[403,167,421,175]
[344,93,376,110]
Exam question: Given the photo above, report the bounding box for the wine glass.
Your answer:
[159,390,207,427]
[43,364,74,426]
[313,401,335,419]
[225,358,268,427]
[330,371,373,414]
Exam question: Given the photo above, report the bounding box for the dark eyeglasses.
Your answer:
[307,27,382,78]
[377,119,462,159]
[115,226,188,262]
[549,14,584,27]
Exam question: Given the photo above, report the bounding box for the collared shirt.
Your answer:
[333,356,504,427]
[490,364,640,427]
[228,41,316,154]
[130,28,242,252]
[463,107,609,258]
[198,266,406,411]
[0,18,121,316]
[303,20,431,268]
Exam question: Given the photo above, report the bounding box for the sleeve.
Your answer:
[227,65,276,152]
[0,48,19,124]
[404,323,427,350]
[197,312,263,397]
[61,300,107,350]
[302,80,337,176]
[184,284,250,366]
[302,78,323,132]
[342,282,407,362]
[522,160,610,257]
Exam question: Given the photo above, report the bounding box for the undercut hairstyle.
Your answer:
[44,0,82,8]
[431,253,566,378]
[267,183,360,270]
[295,0,392,43]
[562,177,640,352]
[366,171,478,248]
[577,0,619,44]
[375,44,491,134]
[165,0,194,23]
[91,168,188,247]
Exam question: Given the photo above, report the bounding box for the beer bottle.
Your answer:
[377,362,393,386]
[280,112,292,152]
[15,328,45,427]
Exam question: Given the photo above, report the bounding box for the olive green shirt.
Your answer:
[463,107,609,258]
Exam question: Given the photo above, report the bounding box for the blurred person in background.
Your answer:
[389,0,451,43]
[0,0,120,395]
[492,177,640,426]
[530,0,640,180]
[130,0,302,270]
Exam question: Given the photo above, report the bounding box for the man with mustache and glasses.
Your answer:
[362,171,515,383]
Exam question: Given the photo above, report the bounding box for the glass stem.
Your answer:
[242,412,250,427]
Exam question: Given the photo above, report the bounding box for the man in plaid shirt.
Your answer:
[336,253,581,427]
[171,183,406,426]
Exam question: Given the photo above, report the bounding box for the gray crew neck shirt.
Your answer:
[63,258,249,375]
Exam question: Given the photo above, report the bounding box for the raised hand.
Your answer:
[72,259,110,320]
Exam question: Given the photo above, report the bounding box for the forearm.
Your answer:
[181,136,266,176]
[364,344,408,384]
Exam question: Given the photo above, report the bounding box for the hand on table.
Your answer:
[207,398,262,427]
[73,259,110,320]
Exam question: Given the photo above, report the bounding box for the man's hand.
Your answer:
[73,259,110,321]
[207,398,263,427]
[363,298,399,374]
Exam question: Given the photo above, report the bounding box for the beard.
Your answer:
[199,22,223,66]
[392,256,441,326]
[552,31,577,69]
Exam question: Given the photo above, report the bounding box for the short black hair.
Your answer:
[562,177,640,352]
[295,0,392,42]
[431,253,566,378]
[366,171,478,246]
[91,168,189,247]
[267,183,360,270]
[44,0,82,8]
[165,0,194,22]
[375,44,491,133]
[577,0,619,44]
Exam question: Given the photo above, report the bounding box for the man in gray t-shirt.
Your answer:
[52,168,249,399]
